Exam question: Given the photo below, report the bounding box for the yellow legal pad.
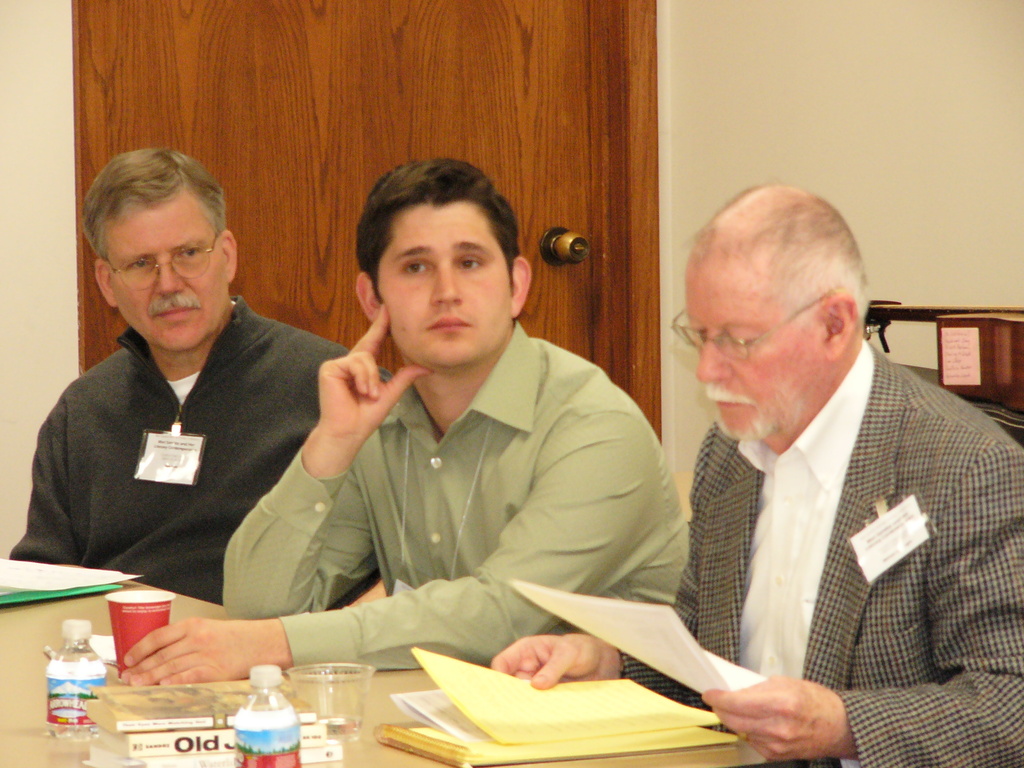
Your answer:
[375,648,736,765]
[376,723,737,766]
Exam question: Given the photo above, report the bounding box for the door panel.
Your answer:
[74,0,661,430]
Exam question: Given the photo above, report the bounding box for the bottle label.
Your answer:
[234,724,301,768]
[233,754,300,768]
[46,673,105,726]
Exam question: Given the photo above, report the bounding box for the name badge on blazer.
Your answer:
[850,495,930,583]
[135,427,206,485]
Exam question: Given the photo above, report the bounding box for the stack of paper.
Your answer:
[378,648,736,766]
[0,559,138,606]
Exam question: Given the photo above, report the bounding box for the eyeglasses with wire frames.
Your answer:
[672,291,837,361]
[108,236,219,290]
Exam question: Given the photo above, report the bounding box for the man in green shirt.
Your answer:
[120,158,685,682]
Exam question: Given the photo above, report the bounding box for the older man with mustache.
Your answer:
[10,148,349,604]
[494,185,1024,767]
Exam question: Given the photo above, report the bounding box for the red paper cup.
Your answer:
[105,590,176,674]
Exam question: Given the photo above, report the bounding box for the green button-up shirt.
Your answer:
[224,324,687,668]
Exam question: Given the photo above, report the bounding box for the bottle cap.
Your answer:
[249,664,283,688]
[62,619,92,641]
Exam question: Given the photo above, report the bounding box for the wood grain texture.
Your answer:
[73,0,661,430]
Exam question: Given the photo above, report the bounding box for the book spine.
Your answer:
[106,724,326,757]
[87,682,316,733]
[89,710,317,733]
[91,744,341,768]
[117,717,217,733]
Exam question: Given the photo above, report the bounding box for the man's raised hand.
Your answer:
[302,306,429,478]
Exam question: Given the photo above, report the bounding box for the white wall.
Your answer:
[660,0,1024,470]
[0,0,78,556]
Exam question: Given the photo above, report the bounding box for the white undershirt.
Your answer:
[738,341,874,679]
[167,371,200,404]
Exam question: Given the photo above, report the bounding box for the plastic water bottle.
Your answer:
[46,619,107,739]
[234,665,301,768]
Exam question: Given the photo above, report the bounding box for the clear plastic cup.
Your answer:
[287,663,376,742]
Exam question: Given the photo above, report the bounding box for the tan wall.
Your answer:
[0,0,78,557]
[4,1,1024,554]
[659,0,1024,470]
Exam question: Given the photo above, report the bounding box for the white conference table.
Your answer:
[0,588,774,767]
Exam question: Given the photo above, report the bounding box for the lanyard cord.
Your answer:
[171,403,184,436]
[450,421,491,580]
[398,421,493,580]
[400,429,411,566]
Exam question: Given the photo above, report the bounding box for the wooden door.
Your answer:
[74,0,661,429]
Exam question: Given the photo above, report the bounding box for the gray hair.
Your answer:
[690,185,868,322]
[83,148,225,260]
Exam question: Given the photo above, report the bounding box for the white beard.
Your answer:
[704,382,793,443]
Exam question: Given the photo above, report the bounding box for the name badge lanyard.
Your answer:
[134,402,207,486]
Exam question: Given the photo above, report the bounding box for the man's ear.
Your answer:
[94,259,119,309]
[821,291,860,353]
[355,272,382,321]
[218,229,239,283]
[510,256,532,319]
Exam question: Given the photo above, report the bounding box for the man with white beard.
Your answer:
[494,184,1024,767]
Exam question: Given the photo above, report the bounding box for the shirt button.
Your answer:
[314,502,327,513]
[430,457,442,469]
[430,532,441,544]
[768,655,777,667]
[774,575,784,586]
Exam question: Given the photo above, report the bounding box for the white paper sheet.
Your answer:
[391,688,491,742]
[512,579,765,692]
[0,558,138,593]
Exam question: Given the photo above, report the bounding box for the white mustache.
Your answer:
[149,292,201,316]
[704,383,756,406]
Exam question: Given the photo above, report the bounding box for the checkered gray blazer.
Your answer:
[626,347,1024,767]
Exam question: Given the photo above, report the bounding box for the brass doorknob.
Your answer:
[540,227,591,266]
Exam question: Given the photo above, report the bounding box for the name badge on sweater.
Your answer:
[135,428,206,485]
[850,495,929,583]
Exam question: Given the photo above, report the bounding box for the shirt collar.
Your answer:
[385,322,539,435]
[739,341,874,488]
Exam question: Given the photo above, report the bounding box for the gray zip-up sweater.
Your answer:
[11,297,346,604]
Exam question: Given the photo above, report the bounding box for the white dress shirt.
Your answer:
[739,341,874,678]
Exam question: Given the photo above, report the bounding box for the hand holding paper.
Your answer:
[510,579,765,692]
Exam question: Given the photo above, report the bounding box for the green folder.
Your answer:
[0,582,123,607]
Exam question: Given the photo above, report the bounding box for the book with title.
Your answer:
[86,679,317,733]
[98,721,326,757]
[86,742,341,768]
